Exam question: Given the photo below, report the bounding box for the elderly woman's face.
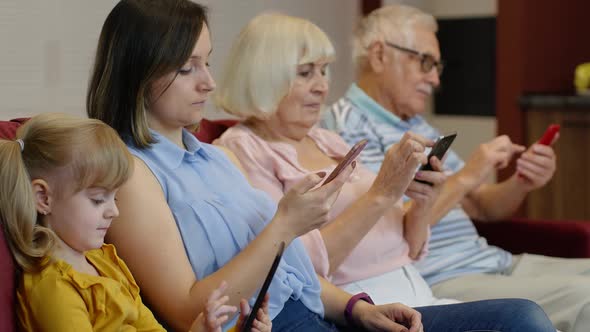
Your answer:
[273,60,330,138]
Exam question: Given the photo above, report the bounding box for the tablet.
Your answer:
[240,241,285,332]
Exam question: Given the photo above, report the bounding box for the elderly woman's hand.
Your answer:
[407,156,446,207]
[404,156,446,259]
[274,162,355,240]
[369,132,433,201]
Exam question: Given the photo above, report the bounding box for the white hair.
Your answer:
[352,4,437,67]
[215,13,335,120]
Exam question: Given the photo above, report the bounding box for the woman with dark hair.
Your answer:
[87,1,555,332]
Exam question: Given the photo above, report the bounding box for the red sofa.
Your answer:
[2,117,590,331]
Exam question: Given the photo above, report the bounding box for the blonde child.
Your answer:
[0,113,271,332]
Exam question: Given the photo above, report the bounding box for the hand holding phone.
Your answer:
[415,132,457,185]
[537,124,560,145]
[321,139,368,186]
[240,242,285,332]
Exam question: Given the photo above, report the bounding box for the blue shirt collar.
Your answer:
[149,129,208,170]
[346,83,423,129]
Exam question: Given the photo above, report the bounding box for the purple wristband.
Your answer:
[344,292,374,326]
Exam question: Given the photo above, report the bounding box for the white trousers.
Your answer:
[432,254,590,332]
[339,264,459,307]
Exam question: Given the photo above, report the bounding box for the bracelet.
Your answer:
[344,292,374,326]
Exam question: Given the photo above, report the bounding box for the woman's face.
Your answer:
[147,24,216,132]
[271,60,330,140]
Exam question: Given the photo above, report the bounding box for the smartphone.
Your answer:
[538,124,560,145]
[415,132,457,185]
[321,139,368,186]
[240,242,285,332]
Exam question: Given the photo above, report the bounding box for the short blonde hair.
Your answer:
[0,113,133,272]
[215,13,335,119]
[353,4,437,67]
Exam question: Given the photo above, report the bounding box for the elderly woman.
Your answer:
[215,12,555,332]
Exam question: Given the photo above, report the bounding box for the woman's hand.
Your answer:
[404,156,446,259]
[370,132,432,201]
[352,300,424,332]
[273,162,355,240]
[235,294,272,332]
[407,156,446,207]
[189,281,237,332]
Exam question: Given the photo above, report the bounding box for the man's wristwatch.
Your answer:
[344,292,374,326]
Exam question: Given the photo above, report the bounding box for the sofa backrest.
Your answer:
[0,229,16,331]
[0,118,21,331]
[0,118,27,140]
[195,118,238,144]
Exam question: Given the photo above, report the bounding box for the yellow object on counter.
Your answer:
[574,63,590,95]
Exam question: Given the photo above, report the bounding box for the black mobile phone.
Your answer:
[240,242,285,332]
[415,132,457,184]
[321,139,368,186]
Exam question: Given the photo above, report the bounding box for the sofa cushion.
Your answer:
[0,118,28,140]
[0,228,15,331]
[195,118,238,144]
[0,118,23,331]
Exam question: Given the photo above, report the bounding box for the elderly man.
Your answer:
[321,4,590,332]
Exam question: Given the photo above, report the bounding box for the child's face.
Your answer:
[48,187,119,253]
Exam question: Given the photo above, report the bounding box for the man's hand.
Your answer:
[515,142,557,191]
[458,135,525,191]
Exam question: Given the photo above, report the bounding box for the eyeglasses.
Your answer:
[384,41,444,76]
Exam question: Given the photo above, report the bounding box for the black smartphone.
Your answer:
[415,132,457,184]
[321,139,368,186]
[240,242,285,332]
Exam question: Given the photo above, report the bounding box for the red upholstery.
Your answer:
[0,118,27,140]
[474,218,590,258]
[0,228,16,332]
[195,118,239,144]
[0,118,23,331]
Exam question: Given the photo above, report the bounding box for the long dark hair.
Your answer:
[87,0,208,148]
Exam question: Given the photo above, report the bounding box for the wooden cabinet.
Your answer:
[524,98,590,220]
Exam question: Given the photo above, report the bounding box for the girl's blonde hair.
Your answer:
[215,12,335,120]
[0,113,133,272]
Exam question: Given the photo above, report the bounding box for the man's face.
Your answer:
[382,26,441,120]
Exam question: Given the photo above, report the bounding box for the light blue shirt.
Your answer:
[126,129,323,330]
[321,84,512,285]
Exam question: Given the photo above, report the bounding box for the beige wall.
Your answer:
[384,0,497,161]
[0,0,358,120]
[0,0,496,162]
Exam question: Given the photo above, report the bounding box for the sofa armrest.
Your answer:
[473,218,590,258]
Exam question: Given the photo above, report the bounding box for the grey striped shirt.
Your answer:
[320,84,512,285]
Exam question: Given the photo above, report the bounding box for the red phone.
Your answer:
[321,139,368,186]
[538,124,560,145]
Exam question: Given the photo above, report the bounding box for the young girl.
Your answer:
[0,113,271,332]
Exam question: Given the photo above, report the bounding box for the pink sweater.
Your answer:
[216,124,422,286]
